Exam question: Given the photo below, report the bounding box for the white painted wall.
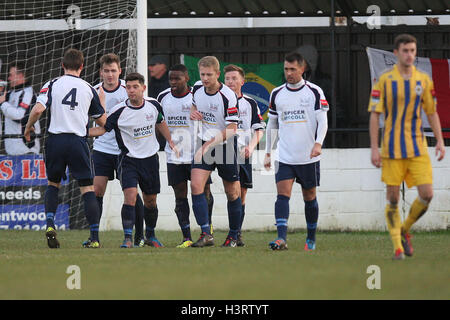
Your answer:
[100,148,450,232]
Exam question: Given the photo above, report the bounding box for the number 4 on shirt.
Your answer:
[62,88,78,110]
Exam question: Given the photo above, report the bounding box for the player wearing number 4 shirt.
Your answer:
[24,49,106,249]
[157,64,214,248]
[190,56,242,248]
[89,53,146,248]
[89,72,178,248]
[264,52,329,252]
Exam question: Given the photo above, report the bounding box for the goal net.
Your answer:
[0,0,137,230]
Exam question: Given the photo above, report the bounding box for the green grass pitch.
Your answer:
[1,229,449,300]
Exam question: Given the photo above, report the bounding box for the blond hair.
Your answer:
[198,56,220,73]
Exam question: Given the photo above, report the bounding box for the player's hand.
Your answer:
[169,140,180,158]
[24,125,35,142]
[98,86,106,110]
[435,140,446,161]
[241,145,253,159]
[371,148,381,168]
[264,153,271,170]
[194,142,210,163]
[190,108,203,121]
[310,143,322,159]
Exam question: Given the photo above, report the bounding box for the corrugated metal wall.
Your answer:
[147,25,450,147]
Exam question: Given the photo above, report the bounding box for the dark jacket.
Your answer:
[148,71,169,98]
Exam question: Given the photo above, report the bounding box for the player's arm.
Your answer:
[426,112,445,161]
[310,91,329,159]
[89,87,106,127]
[422,79,445,161]
[368,79,385,168]
[89,126,106,137]
[24,102,46,142]
[0,95,27,120]
[264,91,279,170]
[369,111,382,167]
[190,104,203,120]
[154,101,179,157]
[194,122,237,163]
[243,100,265,159]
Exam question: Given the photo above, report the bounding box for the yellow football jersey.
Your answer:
[368,64,436,159]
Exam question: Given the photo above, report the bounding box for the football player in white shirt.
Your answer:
[264,52,328,251]
[224,64,265,246]
[90,72,178,248]
[157,64,214,248]
[24,49,106,248]
[0,62,40,155]
[190,56,242,248]
[89,53,146,248]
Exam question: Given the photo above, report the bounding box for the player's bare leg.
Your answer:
[400,184,433,256]
[385,185,404,259]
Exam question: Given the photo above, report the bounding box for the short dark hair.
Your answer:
[125,72,145,85]
[63,48,84,71]
[9,61,27,77]
[284,51,306,66]
[223,64,245,78]
[169,64,188,74]
[394,34,417,50]
[99,53,121,69]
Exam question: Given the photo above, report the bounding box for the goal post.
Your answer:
[0,0,139,230]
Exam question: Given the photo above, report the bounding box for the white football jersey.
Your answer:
[92,80,127,155]
[0,85,41,155]
[105,98,164,159]
[157,88,195,164]
[268,80,329,165]
[236,94,265,147]
[192,81,239,142]
[37,75,104,137]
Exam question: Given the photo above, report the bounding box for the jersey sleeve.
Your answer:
[421,76,437,115]
[368,78,385,113]
[314,86,329,112]
[36,81,52,108]
[149,99,165,123]
[224,91,239,125]
[89,87,105,119]
[19,87,36,110]
[248,98,265,130]
[268,88,279,119]
[104,106,124,132]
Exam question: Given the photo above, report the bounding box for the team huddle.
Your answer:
[22,33,445,259]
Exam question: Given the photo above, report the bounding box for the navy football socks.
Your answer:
[144,206,158,239]
[227,197,242,239]
[192,193,210,234]
[83,191,101,242]
[45,185,59,229]
[121,204,135,240]
[305,198,319,242]
[275,194,290,241]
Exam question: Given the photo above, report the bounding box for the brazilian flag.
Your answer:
[181,54,284,120]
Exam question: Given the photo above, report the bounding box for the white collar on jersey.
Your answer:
[286,78,305,90]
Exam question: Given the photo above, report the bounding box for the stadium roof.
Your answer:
[0,0,449,20]
[148,0,450,18]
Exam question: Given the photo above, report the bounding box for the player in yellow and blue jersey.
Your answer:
[368,34,446,260]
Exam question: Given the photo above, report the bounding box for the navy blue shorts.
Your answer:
[191,139,239,182]
[275,161,320,190]
[92,150,119,180]
[44,133,93,184]
[167,163,212,186]
[118,153,160,195]
[239,163,253,189]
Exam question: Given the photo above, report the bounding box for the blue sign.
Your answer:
[0,204,69,230]
[0,155,69,187]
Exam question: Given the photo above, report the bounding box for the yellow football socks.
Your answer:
[402,197,429,234]
[385,203,403,253]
